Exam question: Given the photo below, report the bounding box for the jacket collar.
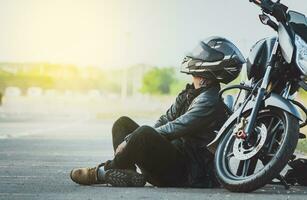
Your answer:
[185,82,220,104]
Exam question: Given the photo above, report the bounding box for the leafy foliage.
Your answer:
[140,67,178,95]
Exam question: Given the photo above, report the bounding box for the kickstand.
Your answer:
[276,175,290,190]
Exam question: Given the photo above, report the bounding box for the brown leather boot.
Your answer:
[70,163,104,185]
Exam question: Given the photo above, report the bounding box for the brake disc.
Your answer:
[233,123,267,160]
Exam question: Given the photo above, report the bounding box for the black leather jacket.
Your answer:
[154,83,227,187]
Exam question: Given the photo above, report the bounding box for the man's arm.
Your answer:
[155,93,218,140]
[153,84,191,128]
[154,115,169,128]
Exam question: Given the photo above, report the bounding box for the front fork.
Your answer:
[245,66,272,137]
[244,39,279,138]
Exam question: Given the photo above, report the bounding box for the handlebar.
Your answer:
[249,0,288,22]
[249,0,261,6]
[250,0,275,14]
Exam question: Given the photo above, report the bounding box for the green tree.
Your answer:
[141,67,176,95]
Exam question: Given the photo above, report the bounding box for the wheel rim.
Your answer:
[219,109,287,181]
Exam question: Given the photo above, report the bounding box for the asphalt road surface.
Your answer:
[1,118,307,200]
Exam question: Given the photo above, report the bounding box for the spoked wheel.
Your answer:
[214,107,299,192]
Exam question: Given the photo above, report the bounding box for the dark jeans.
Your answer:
[105,116,189,187]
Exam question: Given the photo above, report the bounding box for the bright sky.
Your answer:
[0,0,306,68]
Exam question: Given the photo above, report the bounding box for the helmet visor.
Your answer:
[180,56,197,75]
[187,42,224,62]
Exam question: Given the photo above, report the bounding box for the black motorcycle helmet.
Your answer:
[181,36,246,84]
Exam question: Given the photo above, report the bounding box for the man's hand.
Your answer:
[115,141,127,155]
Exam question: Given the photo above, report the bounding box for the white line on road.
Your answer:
[0,118,91,139]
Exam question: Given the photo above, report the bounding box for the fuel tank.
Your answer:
[246,37,277,80]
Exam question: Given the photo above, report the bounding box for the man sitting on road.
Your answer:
[70,37,245,188]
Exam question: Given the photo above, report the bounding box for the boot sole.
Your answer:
[105,169,146,187]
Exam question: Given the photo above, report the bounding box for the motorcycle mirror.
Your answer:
[259,14,271,25]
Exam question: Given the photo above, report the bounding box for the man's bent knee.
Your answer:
[113,116,131,126]
[112,116,133,133]
[129,125,158,142]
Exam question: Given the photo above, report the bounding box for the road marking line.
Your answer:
[0,117,91,139]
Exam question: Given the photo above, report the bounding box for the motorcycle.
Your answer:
[207,0,307,192]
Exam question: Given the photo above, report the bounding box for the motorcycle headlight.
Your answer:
[295,35,307,75]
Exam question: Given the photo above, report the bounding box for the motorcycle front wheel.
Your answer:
[214,107,299,192]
